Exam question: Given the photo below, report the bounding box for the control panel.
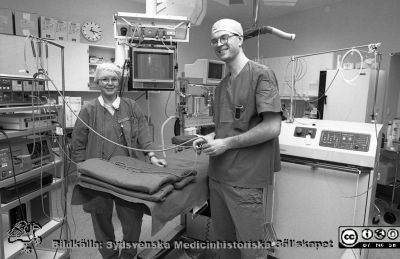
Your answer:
[0,76,45,106]
[293,127,317,138]
[0,147,13,180]
[0,137,53,180]
[114,12,190,42]
[319,130,370,152]
[135,27,177,40]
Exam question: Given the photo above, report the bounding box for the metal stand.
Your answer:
[288,42,382,123]
[29,35,70,258]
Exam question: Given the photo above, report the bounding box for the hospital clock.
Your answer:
[81,21,103,42]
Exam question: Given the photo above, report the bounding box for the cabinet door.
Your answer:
[47,41,89,91]
[323,69,371,122]
[274,161,371,259]
[0,34,37,76]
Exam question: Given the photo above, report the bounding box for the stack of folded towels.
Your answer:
[77,156,197,202]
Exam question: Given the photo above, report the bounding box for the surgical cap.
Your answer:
[211,18,243,37]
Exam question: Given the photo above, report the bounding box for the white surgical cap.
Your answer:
[211,18,243,37]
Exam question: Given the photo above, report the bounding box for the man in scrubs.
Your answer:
[193,18,281,258]
[71,63,166,259]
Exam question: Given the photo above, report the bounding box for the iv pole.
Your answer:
[288,42,382,123]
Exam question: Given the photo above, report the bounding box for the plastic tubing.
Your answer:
[339,48,363,85]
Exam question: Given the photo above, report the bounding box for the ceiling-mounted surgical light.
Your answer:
[156,0,207,26]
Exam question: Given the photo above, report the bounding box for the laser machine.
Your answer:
[274,118,382,259]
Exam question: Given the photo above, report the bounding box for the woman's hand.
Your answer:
[150,156,167,167]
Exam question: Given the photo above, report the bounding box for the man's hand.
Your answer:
[192,138,206,155]
[201,138,230,156]
[192,134,214,155]
[150,156,167,167]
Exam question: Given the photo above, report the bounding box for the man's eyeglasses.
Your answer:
[210,34,239,47]
[99,78,119,84]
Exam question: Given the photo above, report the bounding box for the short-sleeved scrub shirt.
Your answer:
[209,60,281,188]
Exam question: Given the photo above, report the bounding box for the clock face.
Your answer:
[81,21,103,42]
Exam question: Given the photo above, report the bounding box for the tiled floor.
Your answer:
[39,179,400,259]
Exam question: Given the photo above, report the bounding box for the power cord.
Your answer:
[339,48,363,84]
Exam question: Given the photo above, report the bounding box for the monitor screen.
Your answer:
[129,47,175,91]
[184,59,225,85]
[134,52,173,80]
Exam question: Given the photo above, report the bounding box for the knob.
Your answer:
[295,128,303,136]
[305,134,312,145]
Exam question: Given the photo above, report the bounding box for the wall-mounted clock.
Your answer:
[81,21,103,42]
